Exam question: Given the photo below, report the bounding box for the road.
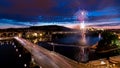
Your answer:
[14,37,80,68]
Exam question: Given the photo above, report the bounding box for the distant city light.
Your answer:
[16,49,18,52]
[19,54,22,57]
[33,33,37,37]
[40,33,43,36]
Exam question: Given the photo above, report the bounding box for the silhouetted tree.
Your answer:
[96,31,120,59]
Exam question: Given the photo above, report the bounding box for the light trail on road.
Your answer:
[14,37,74,68]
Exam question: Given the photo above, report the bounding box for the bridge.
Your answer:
[14,37,89,68]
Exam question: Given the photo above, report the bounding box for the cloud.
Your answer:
[88,7,120,22]
[0,19,32,26]
[0,0,120,27]
[88,7,119,16]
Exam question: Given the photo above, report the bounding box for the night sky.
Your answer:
[0,0,120,28]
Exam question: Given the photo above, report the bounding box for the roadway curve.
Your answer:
[14,37,77,68]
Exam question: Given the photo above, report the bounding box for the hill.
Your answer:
[0,25,76,32]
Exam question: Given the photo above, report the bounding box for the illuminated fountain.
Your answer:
[75,10,89,63]
[80,22,86,45]
[79,11,87,45]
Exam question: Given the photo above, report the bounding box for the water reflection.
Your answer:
[38,42,90,62]
[27,34,101,63]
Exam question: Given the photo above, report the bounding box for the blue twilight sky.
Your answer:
[0,0,120,28]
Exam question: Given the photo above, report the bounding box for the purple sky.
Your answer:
[0,0,120,28]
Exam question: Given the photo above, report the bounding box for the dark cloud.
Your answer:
[0,0,56,15]
[88,6,120,21]
[0,19,32,26]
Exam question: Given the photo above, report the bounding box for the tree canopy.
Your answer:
[96,31,120,53]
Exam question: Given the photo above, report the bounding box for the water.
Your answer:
[38,35,100,62]
[55,36,100,46]
[0,40,31,68]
